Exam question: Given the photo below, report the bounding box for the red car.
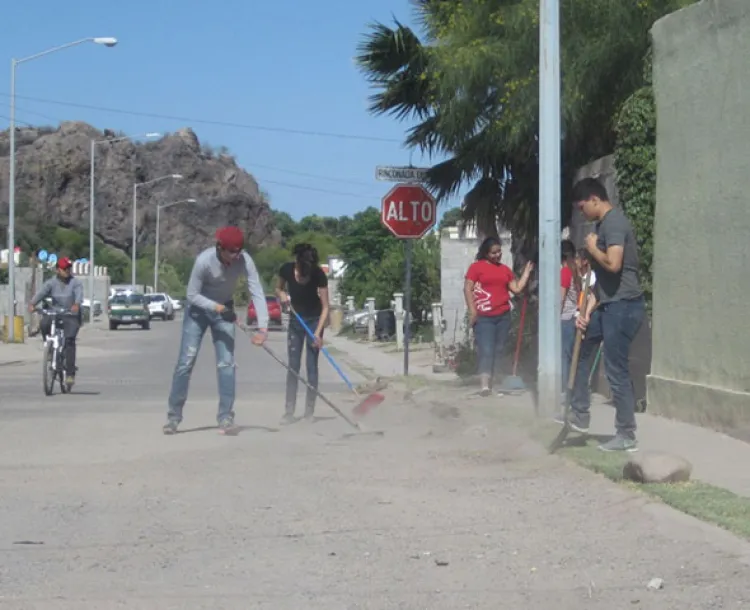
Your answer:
[247,295,283,328]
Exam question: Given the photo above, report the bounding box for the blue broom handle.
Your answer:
[290,307,358,394]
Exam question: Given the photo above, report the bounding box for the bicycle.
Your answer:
[36,305,78,396]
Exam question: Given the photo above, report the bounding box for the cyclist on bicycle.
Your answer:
[28,257,84,387]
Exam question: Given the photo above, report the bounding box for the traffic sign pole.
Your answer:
[404,239,412,376]
[379,181,437,377]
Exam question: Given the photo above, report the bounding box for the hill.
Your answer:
[0,122,279,261]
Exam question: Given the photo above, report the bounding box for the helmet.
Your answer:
[215,226,244,250]
[56,257,73,270]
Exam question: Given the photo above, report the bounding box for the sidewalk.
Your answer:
[327,334,456,381]
[330,333,750,499]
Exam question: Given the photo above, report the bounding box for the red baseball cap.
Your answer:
[57,257,73,270]
[215,226,244,250]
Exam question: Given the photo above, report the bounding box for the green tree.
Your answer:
[272,210,298,243]
[369,235,441,321]
[438,207,463,231]
[338,207,395,306]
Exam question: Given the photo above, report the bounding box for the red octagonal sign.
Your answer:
[380,183,437,239]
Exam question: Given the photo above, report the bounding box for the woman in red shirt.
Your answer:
[464,237,534,396]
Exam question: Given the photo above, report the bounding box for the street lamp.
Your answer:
[154,199,197,292]
[6,36,117,343]
[89,132,160,318]
[131,174,183,287]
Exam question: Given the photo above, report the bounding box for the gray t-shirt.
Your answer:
[593,207,642,304]
[186,246,269,329]
[31,276,84,310]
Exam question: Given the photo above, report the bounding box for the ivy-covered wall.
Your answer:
[614,55,656,312]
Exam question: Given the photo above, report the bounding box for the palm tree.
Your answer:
[356,0,694,247]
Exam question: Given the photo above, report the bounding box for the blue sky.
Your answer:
[0,0,464,223]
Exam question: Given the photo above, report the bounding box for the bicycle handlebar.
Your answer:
[35,306,79,316]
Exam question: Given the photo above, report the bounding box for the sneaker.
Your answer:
[162,420,179,435]
[65,375,75,388]
[279,413,297,426]
[479,387,491,397]
[218,418,239,436]
[598,435,638,453]
[302,410,315,422]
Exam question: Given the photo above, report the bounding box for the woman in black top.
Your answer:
[275,243,330,423]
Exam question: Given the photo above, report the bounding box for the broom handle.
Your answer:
[567,272,593,391]
[512,294,528,377]
[290,305,358,394]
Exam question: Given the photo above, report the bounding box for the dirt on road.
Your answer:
[0,370,748,608]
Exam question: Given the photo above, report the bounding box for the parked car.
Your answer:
[145,293,175,320]
[247,295,283,328]
[167,295,183,312]
[109,293,150,331]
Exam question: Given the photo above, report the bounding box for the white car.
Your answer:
[146,293,175,321]
[167,295,182,312]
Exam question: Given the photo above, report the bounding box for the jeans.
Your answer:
[167,305,236,424]
[285,315,322,415]
[41,313,80,377]
[561,318,577,392]
[474,312,512,381]
[571,296,645,438]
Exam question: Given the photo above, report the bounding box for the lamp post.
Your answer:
[6,36,117,342]
[90,132,159,319]
[131,174,183,288]
[154,199,197,292]
[538,0,562,417]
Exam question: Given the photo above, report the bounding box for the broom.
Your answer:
[498,293,528,393]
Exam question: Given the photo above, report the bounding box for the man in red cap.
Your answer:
[163,226,269,435]
[29,257,83,387]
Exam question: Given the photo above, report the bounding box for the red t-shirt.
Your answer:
[561,266,573,289]
[465,260,514,316]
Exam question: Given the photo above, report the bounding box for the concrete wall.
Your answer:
[439,222,513,346]
[0,266,43,323]
[648,0,750,434]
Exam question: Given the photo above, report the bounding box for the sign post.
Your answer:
[380,182,437,376]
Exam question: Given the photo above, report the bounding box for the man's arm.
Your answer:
[585,218,626,273]
[243,253,269,331]
[186,256,221,312]
[73,279,84,305]
[30,279,52,308]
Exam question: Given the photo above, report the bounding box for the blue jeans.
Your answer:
[571,296,645,438]
[167,305,236,424]
[474,312,512,381]
[285,315,322,415]
[561,318,577,392]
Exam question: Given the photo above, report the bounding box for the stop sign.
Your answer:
[380,183,437,239]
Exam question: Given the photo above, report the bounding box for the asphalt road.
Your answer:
[1,318,749,608]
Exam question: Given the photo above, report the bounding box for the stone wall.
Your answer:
[648,0,750,435]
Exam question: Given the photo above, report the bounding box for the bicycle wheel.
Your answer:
[42,342,55,396]
[58,350,70,394]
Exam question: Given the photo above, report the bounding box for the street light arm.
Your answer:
[136,174,183,189]
[15,38,102,64]
[158,198,197,211]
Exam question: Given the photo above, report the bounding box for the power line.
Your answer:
[4,108,384,191]
[261,179,378,200]
[0,92,403,143]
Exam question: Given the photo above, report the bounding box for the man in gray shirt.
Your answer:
[164,226,269,436]
[565,178,646,452]
[29,257,84,387]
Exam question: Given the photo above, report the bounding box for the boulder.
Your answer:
[622,452,693,484]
